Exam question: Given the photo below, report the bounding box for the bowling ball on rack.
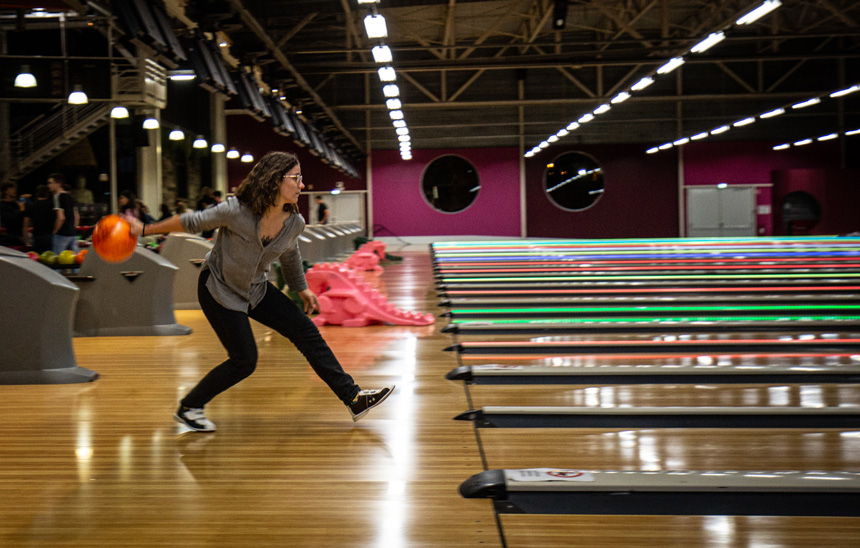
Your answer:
[92,214,137,263]
[57,250,77,265]
[39,251,56,265]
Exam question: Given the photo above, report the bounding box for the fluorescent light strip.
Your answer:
[657,57,685,74]
[792,97,820,109]
[771,129,860,151]
[830,85,860,98]
[631,77,654,91]
[372,45,392,63]
[378,66,396,82]
[532,9,773,157]
[611,92,630,104]
[736,0,782,25]
[691,32,725,53]
[363,14,387,39]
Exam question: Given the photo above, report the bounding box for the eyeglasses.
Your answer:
[283,173,303,184]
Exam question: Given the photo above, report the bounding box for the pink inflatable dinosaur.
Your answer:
[306,263,435,327]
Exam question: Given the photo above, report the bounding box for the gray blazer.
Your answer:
[181,196,307,312]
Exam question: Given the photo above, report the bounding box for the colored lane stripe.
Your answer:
[451,315,860,324]
[451,305,860,314]
[432,237,860,248]
[457,338,860,347]
[439,273,860,282]
[432,245,860,254]
[460,353,860,361]
[437,263,860,274]
[437,259,860,269]
[434,252,860,261]
[443,286,860,295]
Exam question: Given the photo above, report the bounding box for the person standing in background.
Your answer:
[0,182,26,247]
[27,185,56,253]
[315,195,329,225]
[47,173,79,254]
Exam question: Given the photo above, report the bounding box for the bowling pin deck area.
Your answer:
[1,238,859,546]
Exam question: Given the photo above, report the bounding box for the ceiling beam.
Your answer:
[332,90,824,111]
[226,0,364,153]
[292,50,860,75]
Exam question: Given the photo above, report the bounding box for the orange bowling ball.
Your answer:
[92,214,137,263]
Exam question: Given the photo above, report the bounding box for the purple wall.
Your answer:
[227,112,852,240]
[370,147,520,237]
[683,141,841,186]
[524,144,679,239]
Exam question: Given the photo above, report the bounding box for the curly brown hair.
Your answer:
[235,151,300,216]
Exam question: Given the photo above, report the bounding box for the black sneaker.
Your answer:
[348,386,395,422]
[174,405,216,432]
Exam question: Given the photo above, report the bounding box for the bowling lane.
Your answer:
[431,237,860,260]
[463,382,860,411]
[446,331,860,358]
[435,257,860,272]
[500,513,860,548]
[438,239,860,546]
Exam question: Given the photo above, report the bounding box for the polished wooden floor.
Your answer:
[2,248,860,547]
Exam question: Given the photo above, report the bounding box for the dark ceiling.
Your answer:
[189,0,860,156]
[4,0,860,159]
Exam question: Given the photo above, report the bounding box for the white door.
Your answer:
[686,186,755,237]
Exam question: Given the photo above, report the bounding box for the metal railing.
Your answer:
[5,103,111,183]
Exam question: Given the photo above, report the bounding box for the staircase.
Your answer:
[2,102,112,186]
[0,53,166,187]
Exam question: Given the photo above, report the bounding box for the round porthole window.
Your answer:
[421,155,480,213]
[544,152,604,211]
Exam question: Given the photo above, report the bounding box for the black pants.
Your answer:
[181,270,360,408]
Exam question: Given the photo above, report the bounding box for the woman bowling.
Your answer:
[123,151,393,432]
